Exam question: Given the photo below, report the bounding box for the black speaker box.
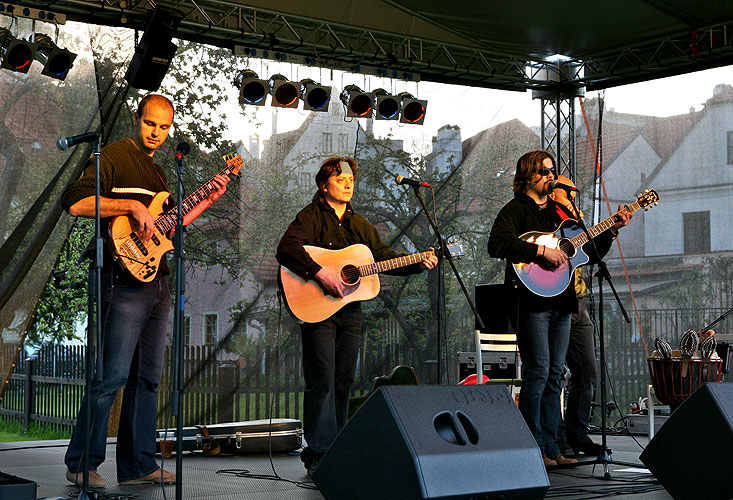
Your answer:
[124,8,182,91]
[313,385,549,500]
[640,382,733,499]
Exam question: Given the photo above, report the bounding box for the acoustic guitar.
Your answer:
[512,189,659,297]
[108,153,243,282]
[279,241,464,323]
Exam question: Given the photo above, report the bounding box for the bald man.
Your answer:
[61,94,230,487]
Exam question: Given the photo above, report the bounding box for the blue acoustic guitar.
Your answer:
[512,190,659,297]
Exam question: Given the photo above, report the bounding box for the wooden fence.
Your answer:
[1,307,728,434]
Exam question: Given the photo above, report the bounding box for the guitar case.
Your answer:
[156,419,303,455]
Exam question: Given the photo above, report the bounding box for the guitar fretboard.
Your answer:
[568,199,644,248]
[358,251,434,276]
[155,164,236,234]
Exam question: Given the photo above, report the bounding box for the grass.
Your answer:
[0,418,71,442]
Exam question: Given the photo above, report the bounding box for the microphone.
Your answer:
[174,141,191,160]
[551,180,578,192]
[56,132,100,151]
[395,174,430,188]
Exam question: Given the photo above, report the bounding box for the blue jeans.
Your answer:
[65,269,170,482]
[299,303,361,461]
[517,308,571,458]
[565,298,597,443]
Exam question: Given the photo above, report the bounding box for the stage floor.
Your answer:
[0,433,672,499]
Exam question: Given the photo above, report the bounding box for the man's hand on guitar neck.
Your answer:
[315,268,345,299]
[612,203,633,231]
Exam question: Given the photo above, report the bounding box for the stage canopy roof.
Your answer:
[12,0,733,91]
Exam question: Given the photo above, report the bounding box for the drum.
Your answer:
[648,350,723,411]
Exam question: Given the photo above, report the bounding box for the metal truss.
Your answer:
[8,0,733,91]
[540,95,576,182]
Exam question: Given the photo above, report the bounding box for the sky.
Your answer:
[221,62,733,155]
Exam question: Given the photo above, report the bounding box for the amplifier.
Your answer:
[457,351,520,382]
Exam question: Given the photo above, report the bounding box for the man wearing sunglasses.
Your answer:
[488,150,630,467]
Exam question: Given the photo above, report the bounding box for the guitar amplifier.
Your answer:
[457,351,520,382]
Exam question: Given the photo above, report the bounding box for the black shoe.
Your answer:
[555,439,576,459]
[569,437,603,456]
[306,457,321,478]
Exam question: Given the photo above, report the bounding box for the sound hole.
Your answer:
[433,411,466,446]
[341,264,360,285]
[558,238,574,257]
[456,411,479,445]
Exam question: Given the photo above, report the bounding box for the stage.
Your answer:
[0,433,672,499]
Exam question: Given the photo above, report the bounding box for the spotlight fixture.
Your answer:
[0,28,35,74]
[399,92,428,125]
[234,69,268,106]
[268,74,301,108]
[299,78,331,112]
[33,33,76,81]
[340,84,374,118]
[373,88,400,121]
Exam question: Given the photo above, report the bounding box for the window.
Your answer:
[299,172,311,188]
[183,315,191,346]
[321,132,333,154]
[728,131,733,164]
[204,313,218,346]
[683,211,710,254]
[338,133,349,152]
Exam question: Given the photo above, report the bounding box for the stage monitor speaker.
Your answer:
[313,385,549,500]
[124,8,182,91]
[640,382,733,499]
[474,283,515,334]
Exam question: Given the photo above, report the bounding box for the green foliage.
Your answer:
[27,219,92,346]
[0,417,71,442]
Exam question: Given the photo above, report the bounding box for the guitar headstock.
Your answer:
[222,153,244,176]
[637,189,660,210]
[437,239,465,260]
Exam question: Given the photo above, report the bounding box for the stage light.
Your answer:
[373,88,400,120]
[234,69,267,106]
[268,74,301,108]
[32,33,76,81]
[299,78,331,112]
[0,28,35,74]
[399,92,427,125]
[340,84,373,118]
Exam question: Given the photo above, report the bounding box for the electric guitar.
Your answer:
[512,189,659,297]
[108,153,244,282]
[279,240,464,323]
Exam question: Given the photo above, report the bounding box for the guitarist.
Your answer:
[276,156,437,477]
[60,95,230,488]
[487,150,630,467]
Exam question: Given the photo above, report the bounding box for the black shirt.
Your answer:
[487,192,615,313]
[276,199,422,279]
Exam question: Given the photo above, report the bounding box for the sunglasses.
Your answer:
[538,167,556,176]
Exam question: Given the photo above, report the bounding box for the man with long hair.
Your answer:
[488,151,629,466]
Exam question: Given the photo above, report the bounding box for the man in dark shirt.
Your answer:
[276,156,437,477]
[61,94,229,488]
[488,150,630,466]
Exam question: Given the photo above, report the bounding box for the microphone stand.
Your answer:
[567,194,639,478]
[408,185,486,384]
[170,151,187,500]
[80,135,102,500]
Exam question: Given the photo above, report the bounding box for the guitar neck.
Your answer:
[156,164,234,234]
[358,251,433,276]
[570,200,644,248]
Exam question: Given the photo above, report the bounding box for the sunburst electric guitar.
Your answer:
[279,241,464,323]
[108,153,244,282]
[512,189,659,297]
